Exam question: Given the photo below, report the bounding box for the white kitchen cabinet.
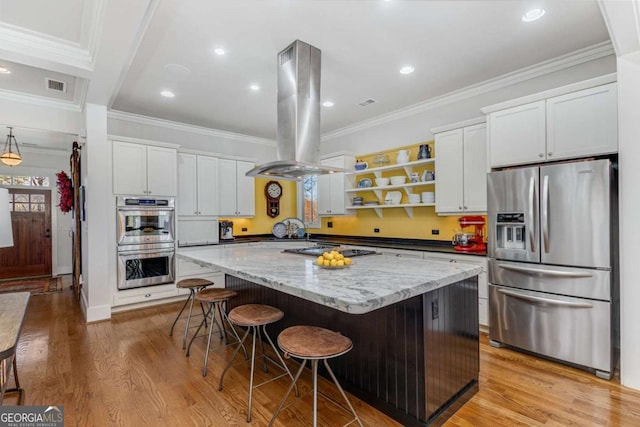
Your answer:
[435,123,487,215]
[318,155,355,216]
[488,83,617,168]
[488,101,546,168]
[218,159,255,217]
[112,283,181,309]
[423,252,488,327]
[177,153,218,216]
[113,140,177,196]
[546,83,618,160]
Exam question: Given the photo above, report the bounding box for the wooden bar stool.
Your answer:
[185,288,246,376]
[218,304,298,422]
[269,325,363,427]
[169,278,213,349]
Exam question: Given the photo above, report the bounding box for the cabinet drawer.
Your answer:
[112,284,178,307]
[478,297,488,327]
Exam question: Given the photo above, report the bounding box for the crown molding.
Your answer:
[108,134,180,149]
[107,110,277,147]
[0,23,93,78]
[0,88,82,112]
[430,117,486,135]
[322,41,615,141]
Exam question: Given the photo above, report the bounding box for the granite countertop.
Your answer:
[220,234,487,257]
[178,243,482,314]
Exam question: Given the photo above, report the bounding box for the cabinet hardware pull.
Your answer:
[144,293,151,298]
[538,153,544,158]
[548,152,553,156]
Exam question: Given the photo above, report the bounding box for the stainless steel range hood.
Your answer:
[246,40,348,180]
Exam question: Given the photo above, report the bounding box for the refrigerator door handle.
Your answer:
[497,263,593,278]
[528,176,536,253]
[497,288,593,308]
[541,174,550,253]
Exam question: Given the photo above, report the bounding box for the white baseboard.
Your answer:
[111,295,185,313]
[80,292,111,322]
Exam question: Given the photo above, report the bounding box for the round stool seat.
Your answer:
[228,304,283,327]
[278,325,352,359]
[195,288,237,303]
[177,278,214,289]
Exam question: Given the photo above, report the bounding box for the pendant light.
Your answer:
[1,127,22,166]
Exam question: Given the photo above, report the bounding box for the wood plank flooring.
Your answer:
[4,277,640,426]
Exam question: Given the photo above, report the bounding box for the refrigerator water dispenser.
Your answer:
[496,213,526,250]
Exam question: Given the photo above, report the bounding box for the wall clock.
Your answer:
[265,181,282,218]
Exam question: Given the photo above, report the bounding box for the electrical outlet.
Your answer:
[431,229,439,235]
[328,221,333,228]
[431,298,439,320]
[374,228,380,233]
[241,227,247,232]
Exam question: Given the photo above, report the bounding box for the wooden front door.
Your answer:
[0,189,52,279]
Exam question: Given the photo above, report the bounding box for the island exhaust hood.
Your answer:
[246,40,348,180]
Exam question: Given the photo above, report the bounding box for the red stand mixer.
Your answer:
[452,216,486,252]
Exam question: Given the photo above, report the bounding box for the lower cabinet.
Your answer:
[112,283,182,309]
[176,257,225,294]
[422,252,489,327]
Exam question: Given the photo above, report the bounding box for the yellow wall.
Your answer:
[226,143,485,242]
[225,177,298,236]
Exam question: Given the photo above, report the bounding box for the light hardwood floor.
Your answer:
[4,278,640,426]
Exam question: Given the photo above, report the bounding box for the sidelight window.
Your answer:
[298,175,319,229]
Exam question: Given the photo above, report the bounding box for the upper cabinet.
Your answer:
[435,122,487,215]
[218,159,255,217]
[486,81,618,168]
[318,154,355,216]
[113,140,177,196]
[177,153,218,216]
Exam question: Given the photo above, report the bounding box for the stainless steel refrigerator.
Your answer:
[487,158,618,379]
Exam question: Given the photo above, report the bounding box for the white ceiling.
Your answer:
[0,0,612,147]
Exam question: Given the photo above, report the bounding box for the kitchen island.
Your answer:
[179,243,482,426]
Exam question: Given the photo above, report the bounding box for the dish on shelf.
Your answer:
[375,177,390,186]
[357,178,373,188]
[272,222,287,238]
[283,217,305,237]
[385,191,403,205]
[364,201,379,206]
[372,153,390,167]
[389,175,406,185]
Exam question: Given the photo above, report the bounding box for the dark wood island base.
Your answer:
[226,275,479,426]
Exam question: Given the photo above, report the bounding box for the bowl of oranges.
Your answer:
[315,251,353,269]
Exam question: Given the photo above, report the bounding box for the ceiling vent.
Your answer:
[358,98,377,107]
[45,78,66,93]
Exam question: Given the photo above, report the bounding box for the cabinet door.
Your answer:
[217,158,237,216]
[177,153,198,215]
[546,83,618,161]
[197,156,219,216]
[147,146,177,196]
[235,160,255,216]
[318,156,349,215]
[435,129,464,214]
[463,123,487,212]
[113,141,147,195]
[489,100,546,167]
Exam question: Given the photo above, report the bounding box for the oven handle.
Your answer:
[118,249,175,257]
[497,288,593,308]
[117,207,175,212]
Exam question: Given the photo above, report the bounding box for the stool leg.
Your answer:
[220,307,248,360]
[247,326,258,422]
[169,292,191,337]
[262,325,299,397]
[202,303,216,376]
[185,304,213,357]
[268,358,307,427]
[312,359,319,427]
[257,326,268,373]
[182,289,197,349]
[323,359,363,427]
[218,326,251,391]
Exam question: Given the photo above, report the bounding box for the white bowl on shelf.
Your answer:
[421,191,435,203]
[408,194,421,204]
[386,191,402,205]
[389,176,406,185]
[375,177,390,186]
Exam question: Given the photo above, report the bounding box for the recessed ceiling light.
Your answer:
[250,84,260,91]
[214,47,226,56]
[160,90,175,98]
[522,8,546,22]
[399,66,415,75]
[322,101,334,107]
[0,66,11,74]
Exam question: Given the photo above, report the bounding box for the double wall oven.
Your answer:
[116,196,175,290]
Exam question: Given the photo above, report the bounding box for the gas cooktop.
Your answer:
[282,245,377,258]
